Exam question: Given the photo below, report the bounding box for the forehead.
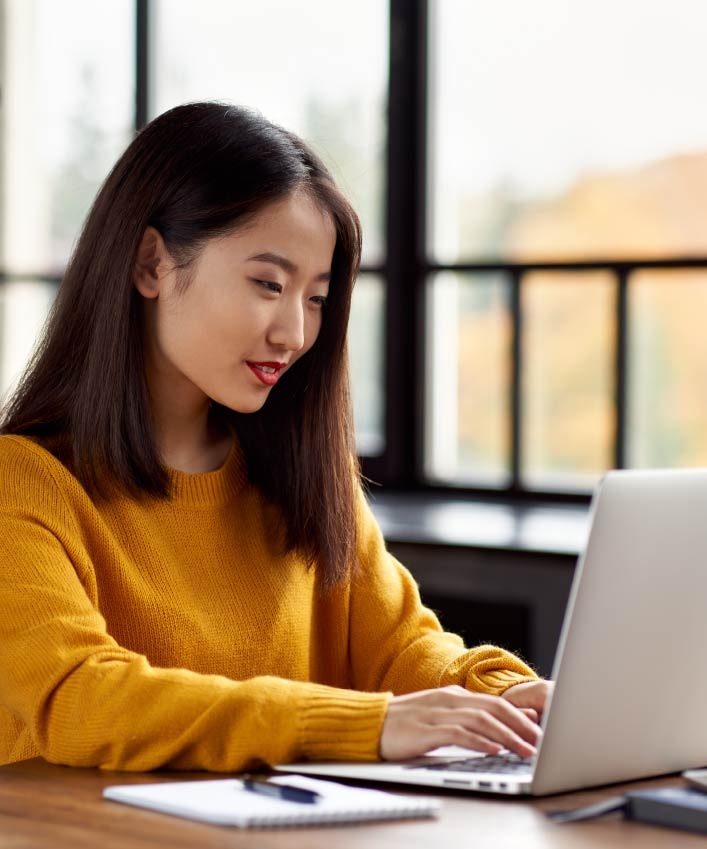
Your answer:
[231,190,336,260]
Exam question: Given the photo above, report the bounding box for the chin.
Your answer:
[214,395,270,415]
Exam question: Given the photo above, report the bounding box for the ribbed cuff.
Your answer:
[479,670,539,696]
[297,686,391,761]
[448,644,539,695]
[469,649,539,694]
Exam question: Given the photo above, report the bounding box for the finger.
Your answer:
[480,698,543,745]
[520,708,539,722]
[458,709,538,758]
[489,699,542,745]
[380,717,503,762]
[382,717,533,762]
[420,724,505,757]
[504,681,551,713]
[422,705,538,757]
[427,690,543,747]
[408,689,543,746]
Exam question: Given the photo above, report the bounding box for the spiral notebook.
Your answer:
[103,774,440,828]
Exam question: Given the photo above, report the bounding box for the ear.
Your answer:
[132,226,172,299]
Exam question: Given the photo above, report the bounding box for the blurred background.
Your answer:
[2,0,706,500]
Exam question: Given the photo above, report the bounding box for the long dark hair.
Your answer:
[0,102,362,586]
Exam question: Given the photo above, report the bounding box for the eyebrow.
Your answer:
[246,252,331,283]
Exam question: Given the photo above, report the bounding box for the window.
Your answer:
[429,0,707,263]
[425,272,511,486]
[2,1,706,500]
[628,270,707,468]
[423,0,707,493]
[0,0,134,393]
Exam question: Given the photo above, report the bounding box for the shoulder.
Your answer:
[0,434,84,508]
[0,433,67,474]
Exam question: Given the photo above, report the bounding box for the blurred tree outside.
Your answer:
[456,275,510,479]
[629,270,707,468]
[303,95,385,263]
[451,151,707,484]
[50,64,125,269]
[302,97,386,451]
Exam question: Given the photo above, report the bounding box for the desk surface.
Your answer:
[1,759,704,848]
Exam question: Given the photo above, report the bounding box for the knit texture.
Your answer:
[0,435,536,771]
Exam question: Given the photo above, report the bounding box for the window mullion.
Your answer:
[614,268,629,469]
[381,0,428,489]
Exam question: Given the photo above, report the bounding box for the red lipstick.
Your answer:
[246,361,285,387]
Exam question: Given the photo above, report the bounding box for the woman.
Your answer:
[0,102,548,771]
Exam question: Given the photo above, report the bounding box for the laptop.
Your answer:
[278,469,707,796]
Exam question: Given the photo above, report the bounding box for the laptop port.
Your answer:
[478,781,492,788]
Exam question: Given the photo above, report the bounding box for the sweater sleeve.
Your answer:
[348,488,538,696]
[0,443,389,771]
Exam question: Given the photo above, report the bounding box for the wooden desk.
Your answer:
[0,759,704,848]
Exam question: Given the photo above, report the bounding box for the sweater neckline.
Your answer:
[167,439,247,506]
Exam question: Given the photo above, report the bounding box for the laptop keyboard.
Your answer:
[404,754,535,775]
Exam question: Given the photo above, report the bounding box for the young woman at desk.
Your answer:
[0,103,549,771]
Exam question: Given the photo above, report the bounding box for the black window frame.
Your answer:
[2,0,704,507]
[364,0,707,505]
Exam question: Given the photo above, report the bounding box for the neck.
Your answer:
[155,416,232,475]
[139,298,235,473]
[145,370,232,475]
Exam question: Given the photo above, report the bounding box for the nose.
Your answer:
[267,299,306,353]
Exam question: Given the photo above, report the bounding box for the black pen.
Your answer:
[242,776,322,804]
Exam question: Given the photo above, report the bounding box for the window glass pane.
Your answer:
[349,274,385,456]
[0,280,56,397]
[522,272,614,489]
[425,272,510,485]
[152,0,387,265]
[430,0,707,261]
[628,270,707,467]
[1,0,134,272]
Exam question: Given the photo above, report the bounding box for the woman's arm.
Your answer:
[348,488,539,695]
[0,506,390,770]
[0,445,390,771]
[347,488,549,758]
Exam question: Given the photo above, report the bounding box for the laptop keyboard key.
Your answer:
[405,754,535,774]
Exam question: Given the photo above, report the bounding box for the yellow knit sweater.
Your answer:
[0,434,536,771]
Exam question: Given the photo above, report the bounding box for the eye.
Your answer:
[310,295,328,308]
[253,279,282,294]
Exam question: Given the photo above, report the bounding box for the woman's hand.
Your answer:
[501,679,554,716]
[379,685,543,761]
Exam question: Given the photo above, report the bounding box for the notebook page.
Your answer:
[103,774,441,828]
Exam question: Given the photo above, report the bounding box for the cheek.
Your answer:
[154,296,231,368]
[157,307,206,355]
[170,289,250,343]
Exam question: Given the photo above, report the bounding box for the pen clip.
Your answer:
[242,775,322,805]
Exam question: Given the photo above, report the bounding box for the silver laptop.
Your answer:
[278,469,707,796]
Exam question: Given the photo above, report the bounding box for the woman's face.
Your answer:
[138,189,336,415]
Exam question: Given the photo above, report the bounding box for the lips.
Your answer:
[246,361,286,387]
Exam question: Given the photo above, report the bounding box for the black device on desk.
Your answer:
[550,773,707,835]
[624,787,707,834]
